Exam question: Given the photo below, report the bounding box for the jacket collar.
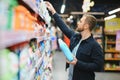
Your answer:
[75,32,93,43]
[77,33,93,43]
[84,34,93,43]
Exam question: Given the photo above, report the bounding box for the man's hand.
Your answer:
[45,1,56,15]
[66,57,78,65]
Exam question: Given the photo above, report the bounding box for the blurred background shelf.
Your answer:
[105,58,120,61]
[105,50,120,53]
[107,41,116,44]
[105,68,120,72]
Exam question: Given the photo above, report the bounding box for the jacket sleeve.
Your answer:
[53,13,75,39]
[75,45,104,72]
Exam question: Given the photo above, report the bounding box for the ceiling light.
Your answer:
[60,4,65,13]
[108,8,120,15]
[60,0,66,14]
[104,14,116,20]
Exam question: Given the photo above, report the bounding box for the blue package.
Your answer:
[58,39,74,62]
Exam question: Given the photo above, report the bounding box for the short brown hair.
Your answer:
[83,14,97,31]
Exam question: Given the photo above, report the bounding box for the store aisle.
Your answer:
[52,51,120,80]
[95,72,120,80]
[52,51,68,80]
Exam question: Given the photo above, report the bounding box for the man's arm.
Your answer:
[53,13,74,39]
[45,1,74,39]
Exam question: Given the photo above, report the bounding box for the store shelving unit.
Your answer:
[104,32,120,72]
[0,0,54,80]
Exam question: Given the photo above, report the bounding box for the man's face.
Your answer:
[76,16,86,32]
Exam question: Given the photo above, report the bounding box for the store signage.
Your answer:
[105,18,120,32]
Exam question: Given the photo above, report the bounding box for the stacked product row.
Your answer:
[0,0,57,80]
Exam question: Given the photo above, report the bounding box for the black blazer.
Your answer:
[53,13,104,80]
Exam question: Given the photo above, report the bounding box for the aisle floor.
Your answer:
[52,51,120,80]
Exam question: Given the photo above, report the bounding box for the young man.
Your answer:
[45,1,104,80]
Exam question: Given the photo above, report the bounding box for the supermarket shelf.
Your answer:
[105,58,120,61]
[22,0,51,24]
[105,50,120,53]
[107,41,116,44]
[105,68,120,72]
[28,52,45,80]
[104,31,120,72]
[105,32,116,36]
[0,30,35,49]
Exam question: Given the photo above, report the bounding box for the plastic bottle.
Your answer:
[58,39,73,62]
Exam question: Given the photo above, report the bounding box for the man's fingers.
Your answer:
[45,1,51,6]
[66,59,70,63]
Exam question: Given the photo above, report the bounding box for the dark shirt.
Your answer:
[53,13,104,80]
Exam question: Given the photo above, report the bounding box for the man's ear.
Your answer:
[84,23,89,29]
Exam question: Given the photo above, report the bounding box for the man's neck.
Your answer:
[81,30,91,40]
